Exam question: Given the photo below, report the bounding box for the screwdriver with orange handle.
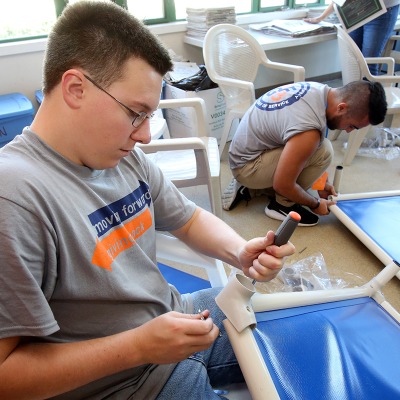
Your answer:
[252,210,301,285]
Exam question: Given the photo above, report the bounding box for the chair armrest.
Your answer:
[212,77,255,92]
[261,60,305,82]
[137,137,212,191]
[365,57,395,75]
[158,98,210,137]
[156,232,228,287]
[389,35,400,41]
[211,75,255,95]
[363,56,400,85]
[137,137,206,153]
[138,137,220,178]
[138,137,221,217]
[382,35,400,60]
[212,77,256,106]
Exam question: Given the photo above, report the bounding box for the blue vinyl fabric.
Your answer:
[336,196,400,263]
[253,297,400,399]
[158,262,211,293]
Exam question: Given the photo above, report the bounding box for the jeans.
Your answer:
[349,5,400,75]
[156,288,244,399]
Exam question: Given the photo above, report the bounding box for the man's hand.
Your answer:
[312,197,336,215]
[303,17,322,24]
[311,181,337,215]
[238,231,295,282]
[134,311,219,364]
[318,181,337,199]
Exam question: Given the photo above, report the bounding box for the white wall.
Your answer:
[0,16,341,109]
[0,45,45,109]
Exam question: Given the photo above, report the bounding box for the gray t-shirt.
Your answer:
[229,82,329,169]
[0,129,197,399]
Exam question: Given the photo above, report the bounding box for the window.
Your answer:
[294,0,321,6]
[0,0,57,42]
[127,0,165,21]
[0,0,331,43]
[260,0,288,10]
[260,0,327,10]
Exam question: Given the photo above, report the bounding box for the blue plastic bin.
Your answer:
[0,93,34,148]
[35,89,44,105]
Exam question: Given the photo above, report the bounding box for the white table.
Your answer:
[184,29,337,51]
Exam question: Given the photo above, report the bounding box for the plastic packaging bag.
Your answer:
[344,127,400,160]
[255,252,365,293]
[276,252,332,291]
[167,65,218,92]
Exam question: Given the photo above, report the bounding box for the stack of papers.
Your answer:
[249,19,335,38]
[186,7,236,39]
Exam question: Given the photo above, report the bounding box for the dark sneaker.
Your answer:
[265,198,319,226]
[222,178,251,211]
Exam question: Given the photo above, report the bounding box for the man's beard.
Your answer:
[326,115,340,131]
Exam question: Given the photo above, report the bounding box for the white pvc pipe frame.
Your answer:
[329,189,400,280]
[220,186,400,399]
[223,259,400,400]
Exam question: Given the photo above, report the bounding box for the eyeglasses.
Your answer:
[84,74,154,128]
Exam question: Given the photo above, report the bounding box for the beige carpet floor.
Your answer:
[180,129,400,311]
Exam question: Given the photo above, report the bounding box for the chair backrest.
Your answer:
[203,24,305,111]
[203,24,263,109]
[336,26,371,84]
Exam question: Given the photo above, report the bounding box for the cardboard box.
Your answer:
[164,83,226,142]
[0,93,34,148]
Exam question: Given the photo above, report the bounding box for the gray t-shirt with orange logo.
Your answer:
[0,129,196,399]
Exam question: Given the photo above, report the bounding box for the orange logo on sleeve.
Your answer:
[270,92,286,102]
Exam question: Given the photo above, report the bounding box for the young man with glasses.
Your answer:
[0,2,294,399]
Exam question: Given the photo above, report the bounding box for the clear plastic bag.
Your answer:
[255,252,365,293]
[344,127,400,160]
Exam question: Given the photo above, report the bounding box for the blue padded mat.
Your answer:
[336,196,400,263]
[158,262,211,293]
[253,297,400,400]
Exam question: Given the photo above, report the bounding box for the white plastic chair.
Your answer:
[333,26,400,165]
[139,98,223,218]
[203,23,305,157]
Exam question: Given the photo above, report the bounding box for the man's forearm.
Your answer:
[172,207,246,269]
[278,183,319,209]
[0,330,142,400]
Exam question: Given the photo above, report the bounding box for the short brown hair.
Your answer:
[42,1,173,94]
